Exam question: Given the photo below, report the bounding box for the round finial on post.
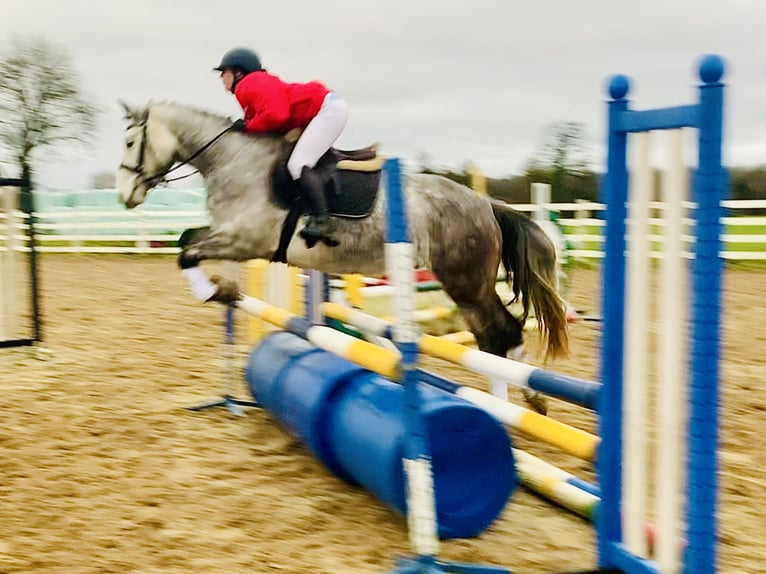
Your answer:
[698,54,725,84]
[608,74,630,100]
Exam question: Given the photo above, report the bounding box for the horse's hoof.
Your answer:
[207,275,241,305]
[522,388,549,416]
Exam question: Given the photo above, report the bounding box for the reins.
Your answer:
[157,124,235,183]
[120,115,235,187]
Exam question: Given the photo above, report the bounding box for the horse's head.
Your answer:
[116,101,179,208]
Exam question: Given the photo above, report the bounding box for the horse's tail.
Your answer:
[491,201,569,360]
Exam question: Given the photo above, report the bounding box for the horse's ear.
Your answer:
[118,100,148,122]
[118,99,134,120]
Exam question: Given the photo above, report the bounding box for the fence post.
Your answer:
[0,186,19,340]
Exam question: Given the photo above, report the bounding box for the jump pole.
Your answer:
[320,301,600,411]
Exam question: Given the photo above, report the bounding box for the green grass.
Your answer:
[558,220,766,254]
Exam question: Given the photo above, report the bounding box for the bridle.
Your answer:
[119,111,235,190]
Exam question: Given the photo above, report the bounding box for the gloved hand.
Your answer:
[230,118,247,132]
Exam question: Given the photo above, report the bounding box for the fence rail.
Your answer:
[1,201,765,260]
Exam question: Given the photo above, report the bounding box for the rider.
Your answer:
[214,47,348,247]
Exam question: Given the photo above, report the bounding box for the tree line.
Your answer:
[418,122,766,215]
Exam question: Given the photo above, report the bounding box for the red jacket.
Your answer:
[234,71,331,134]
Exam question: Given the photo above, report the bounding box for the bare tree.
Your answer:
[540,122,590,176]
[0,36,99,179]
[526,122,595,202]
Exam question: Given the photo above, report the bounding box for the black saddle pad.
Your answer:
[270,146,381,219]
[327,169,380,218]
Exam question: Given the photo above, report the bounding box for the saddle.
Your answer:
[270,136,385,262]
[271,142,383,216]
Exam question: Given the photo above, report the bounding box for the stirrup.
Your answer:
[299,218,321,248]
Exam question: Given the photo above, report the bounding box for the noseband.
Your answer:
[119,120,166,189]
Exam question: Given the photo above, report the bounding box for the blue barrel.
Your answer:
[246,331,517,539]
[246,331,364,480]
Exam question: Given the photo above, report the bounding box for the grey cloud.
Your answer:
[2,0,765,188]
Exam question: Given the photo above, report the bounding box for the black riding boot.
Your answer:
[297,166,339,247]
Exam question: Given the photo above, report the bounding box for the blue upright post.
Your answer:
[385,158,440,572]
[385,159,509,574]
[597,74,631,567]
[595,56,725,574]
[685,55,725,574]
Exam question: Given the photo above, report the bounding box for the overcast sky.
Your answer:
[2,0,764,190]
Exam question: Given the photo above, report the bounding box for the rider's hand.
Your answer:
[230,118,247,132]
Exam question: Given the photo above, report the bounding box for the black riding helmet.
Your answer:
[214,48,263,74]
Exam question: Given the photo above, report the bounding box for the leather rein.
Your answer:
[119,113,234,187]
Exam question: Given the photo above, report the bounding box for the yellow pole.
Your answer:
[247,260,304,345]
[246,259,270,344]
[467,165,487,195]
[342,273,365,309]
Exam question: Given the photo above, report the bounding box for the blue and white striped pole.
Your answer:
[384,160,509,574]
[384,159,440,565]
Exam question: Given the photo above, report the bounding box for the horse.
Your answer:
[116,100,569,413]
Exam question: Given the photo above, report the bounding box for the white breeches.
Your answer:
[287,92,349,180]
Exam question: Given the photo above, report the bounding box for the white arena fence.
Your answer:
[0,197,765,260]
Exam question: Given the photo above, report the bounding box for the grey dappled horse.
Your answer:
[116,101,568,411]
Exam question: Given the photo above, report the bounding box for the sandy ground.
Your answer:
[0,255,764,574]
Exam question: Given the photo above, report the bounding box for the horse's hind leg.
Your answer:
[457,292,549,415]
[456,293,523,356]
[434,257,549,415]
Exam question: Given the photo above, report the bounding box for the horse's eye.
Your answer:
[126,141,135,148]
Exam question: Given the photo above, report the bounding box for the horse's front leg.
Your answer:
[177,227,244,305]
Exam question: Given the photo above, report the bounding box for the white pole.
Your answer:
[269,262,291,310]
[623,131,651,557]
[656,129,686,573]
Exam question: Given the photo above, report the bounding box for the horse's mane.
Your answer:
[150,100,232,128]
[149,100,285,146]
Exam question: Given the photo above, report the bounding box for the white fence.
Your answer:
[1,200,765,260]
[547,199,766,261]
